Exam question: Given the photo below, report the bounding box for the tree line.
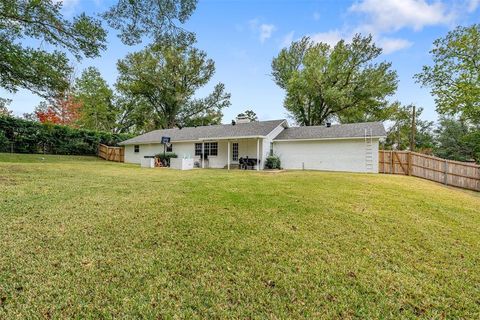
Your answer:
[0,1,478,161]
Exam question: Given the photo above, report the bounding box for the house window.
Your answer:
[232,142,238,161]
[269,142,274,156]
[209,142,218,156]
[194,142,218,156]
[195,143,202,156]
[166,144,173,152]
[134,145,140,153]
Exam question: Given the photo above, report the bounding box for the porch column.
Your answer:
[227,141,230,170]
[256,138,260,171]
[201,141,205,169]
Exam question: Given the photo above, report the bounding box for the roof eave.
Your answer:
[119,136,268,145]
[274,135,386,142]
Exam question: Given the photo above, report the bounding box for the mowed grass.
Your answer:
[0,154,479,319]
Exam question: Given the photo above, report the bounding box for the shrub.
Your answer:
[155,152,178,166]
[0,115,133,155]
[265,155,281,169]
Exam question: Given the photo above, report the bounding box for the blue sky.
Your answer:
[3,0,480,123]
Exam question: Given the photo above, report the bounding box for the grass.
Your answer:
[1,153,479,319]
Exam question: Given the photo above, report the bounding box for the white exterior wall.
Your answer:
[124,143,164,164]
[124,139,264,169]
[273,138,380,173]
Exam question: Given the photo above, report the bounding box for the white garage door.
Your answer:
[273,139,379,173]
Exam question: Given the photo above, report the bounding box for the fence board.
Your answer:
[379,150,480,192]
[98,144,124,162]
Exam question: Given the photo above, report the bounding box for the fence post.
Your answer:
[383,151,385,174]
[391,151,394,174]
[444,159,448,185]
[408,152,412,176]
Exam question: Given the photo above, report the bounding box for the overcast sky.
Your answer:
[2,0,480,123]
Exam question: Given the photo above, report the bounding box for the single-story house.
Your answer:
[119,117,386,173]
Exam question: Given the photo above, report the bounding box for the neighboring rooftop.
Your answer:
[274,122,386,141]
[119,119,286,145]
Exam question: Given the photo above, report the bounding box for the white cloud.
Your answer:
[308,30,412,54]
[378,37,413,54]
[468,0,480,12]
[248,19,276,43]
[281,31,295,47]
[349,0,453,33]
[302,0,457,55]
[259,24,276,43]
[310,30,345,46]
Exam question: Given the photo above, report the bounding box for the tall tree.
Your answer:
[415,24,480,124]
[113,95,155,134]
[271,34,398,126]
[383,104,435,152]
[434,117,480,162]
[0,98,13,117]
[102,0,197,46]
[116,42,230,129]
[35,94,82,126]
[1,0,197,97]
[0,0,107,97]
[237,110,258,121]
[74,67,117,132]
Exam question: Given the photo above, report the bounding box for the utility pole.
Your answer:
[410,105,416,152]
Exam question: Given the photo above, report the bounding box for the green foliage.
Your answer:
[74,67,117,132]
[0,97,12,116]
[102,0,197,46]
[1,0,198,98]
[181,109,223,127]
[271,34,398,126]
[415,24,480,124]
[155,152,178,166]
[264,155,281,169]
[0,115,132,154]
[434,117,480,162]
[384,104,435,152]
[116,42,230,129]
[238,110,258,121]
[0,130,9,148]
[0,0,107,97]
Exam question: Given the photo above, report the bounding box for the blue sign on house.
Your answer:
[161,136,171,144]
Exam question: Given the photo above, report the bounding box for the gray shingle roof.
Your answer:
[274,122,386,140]
[119,119,286,145]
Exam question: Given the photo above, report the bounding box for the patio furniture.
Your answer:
[239,157,258,170]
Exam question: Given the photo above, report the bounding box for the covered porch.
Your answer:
[198,137,265,171]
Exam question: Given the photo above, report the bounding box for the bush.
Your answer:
[0,115,133,155]
[265,155,281,169]
[155,152,178,166]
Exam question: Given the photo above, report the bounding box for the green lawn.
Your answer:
[1,153,479,319]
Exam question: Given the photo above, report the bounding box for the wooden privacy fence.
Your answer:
[98,144,124,162]
[379,150,480,191]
